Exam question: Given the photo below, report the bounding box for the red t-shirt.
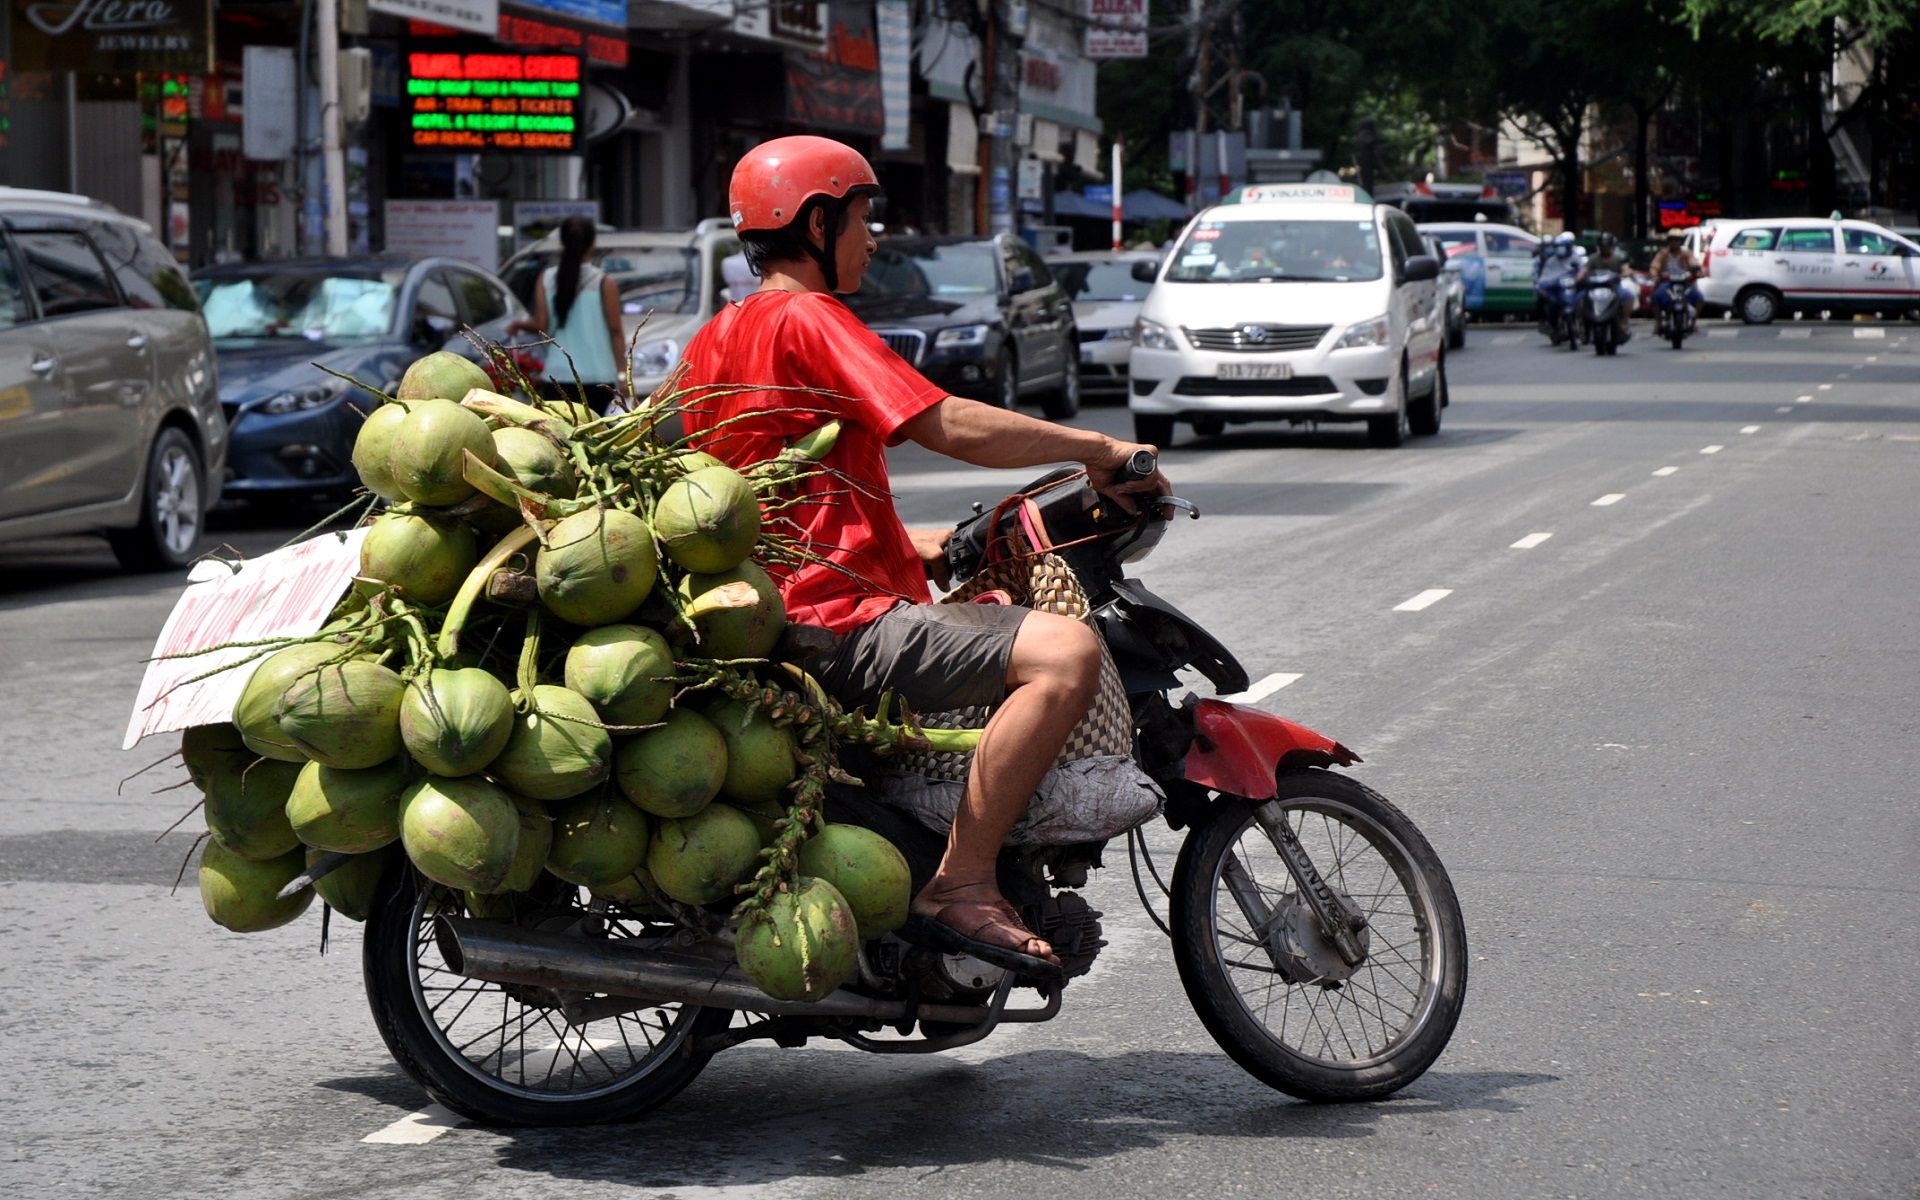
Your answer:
[677,290,946,633]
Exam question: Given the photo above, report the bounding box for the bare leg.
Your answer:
[912,611,1101,961]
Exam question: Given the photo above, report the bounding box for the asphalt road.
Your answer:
[3,320,1916,1199]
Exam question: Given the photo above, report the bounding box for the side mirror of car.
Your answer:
[1402,255,1441,283]
[1010,269,1036,293]
[412,312,456,347]
[1131,260,1158,283]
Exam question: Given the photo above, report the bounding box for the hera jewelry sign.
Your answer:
[13,0,212,72]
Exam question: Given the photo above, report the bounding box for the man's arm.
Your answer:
[898,395,1168,499]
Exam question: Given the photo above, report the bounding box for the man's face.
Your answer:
[833,196,877,293]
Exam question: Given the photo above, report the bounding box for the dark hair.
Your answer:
[553,215,596,326]
[739,197,831,278]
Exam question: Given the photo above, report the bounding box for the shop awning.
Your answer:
[1050,191,1109,219]
[1124,189,1190,220]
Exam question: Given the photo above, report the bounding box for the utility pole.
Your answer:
[1186,0,1207,213]
[976,0,1023,237]
[317,0,348,255]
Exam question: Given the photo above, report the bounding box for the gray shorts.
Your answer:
[813,602,1029,714]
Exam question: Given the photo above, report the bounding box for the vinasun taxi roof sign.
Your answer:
[1220,183,1373,206]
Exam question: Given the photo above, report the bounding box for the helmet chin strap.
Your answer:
[806,199,846,293]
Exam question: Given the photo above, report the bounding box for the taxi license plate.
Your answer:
[1217,362,1292,381]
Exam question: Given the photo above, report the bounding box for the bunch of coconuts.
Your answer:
[174,349,941,1004]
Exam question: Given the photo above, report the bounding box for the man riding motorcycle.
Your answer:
[1648,231,1704,326]
[1533,231,1585,324]
[674,136,1169,980]
[1572,232,1636,342]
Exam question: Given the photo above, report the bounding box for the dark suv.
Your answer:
[841,234,1081,419]
[0,189,224,570]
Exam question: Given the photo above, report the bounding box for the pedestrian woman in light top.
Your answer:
[506,215,625,412]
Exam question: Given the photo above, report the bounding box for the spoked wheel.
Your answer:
[1170,770,1467,1101]
[363,869,727,1126]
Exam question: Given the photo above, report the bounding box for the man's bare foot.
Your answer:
[912,879,1058,964]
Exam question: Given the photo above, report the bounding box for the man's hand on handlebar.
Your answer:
[908,526,953,589]
[1084,438,1172,515]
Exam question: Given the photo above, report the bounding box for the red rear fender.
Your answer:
[1183,699,1360,800]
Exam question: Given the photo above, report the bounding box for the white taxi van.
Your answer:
[1127,183,1445,448]
[1696,215,1920,324]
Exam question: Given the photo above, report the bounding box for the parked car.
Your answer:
[1130,182,1446,448]
[1047,248,1159,399]
[843,234,1081,418]
[0,188,224,570]
[195,256,524,502]
[1424,233,1468,348]
[1418,221,1540,317]
[501,218,739,398]
[1695,216,1920,324]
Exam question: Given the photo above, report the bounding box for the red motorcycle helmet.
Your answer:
[728,135,880,233]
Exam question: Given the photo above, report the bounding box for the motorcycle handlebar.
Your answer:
[1115,449,1158,484]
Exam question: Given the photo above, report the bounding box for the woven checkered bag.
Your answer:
[887,545,1133,783]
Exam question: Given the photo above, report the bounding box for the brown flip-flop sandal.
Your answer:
[903,900,1064,981]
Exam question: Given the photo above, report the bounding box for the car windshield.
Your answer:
[507,246,700,316]
[862,243,999,298]
[1052,260,1150,302]
[1167,218,1383,283]
[195,271,403,342]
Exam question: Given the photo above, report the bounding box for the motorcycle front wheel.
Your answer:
[363,869,729,1126]
[1170,769,1467,1102]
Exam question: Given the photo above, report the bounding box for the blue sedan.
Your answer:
[194,256,524,501]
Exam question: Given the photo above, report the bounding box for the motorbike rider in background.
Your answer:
[1533,232,1585,325]
[1648,231,1704,326]
[1572,232,1636,343]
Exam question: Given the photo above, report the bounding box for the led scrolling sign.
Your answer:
[406,51,580,152]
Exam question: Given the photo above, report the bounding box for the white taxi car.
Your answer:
[1697,216,1920,324]
[1127,183,1446,448]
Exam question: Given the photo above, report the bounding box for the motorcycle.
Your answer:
[1574,270,1626,356]
[359,454,1470,1126]
[1537,286,1577,347]
[1656,277,1697,350]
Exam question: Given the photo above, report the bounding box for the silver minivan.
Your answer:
[0,189,223,570]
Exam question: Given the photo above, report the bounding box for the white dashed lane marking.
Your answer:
[1510,532,1553,550]
[364,1106,462,1145]
[1592,494,1626,507]
[1740,426,1760,434]
[1776,406,1793,413]
[1219,672,1303,705]
[1394,589,1453,612]
[1700,445,1724,455]
[1652,467,1679,476]
[1855,327,1886,339]
[1779,329,1812,340]
[1818,383,1833,391]
[1795,395,1813,403]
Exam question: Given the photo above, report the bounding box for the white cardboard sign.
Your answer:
[123,530,370,750]
[383,199,502,271]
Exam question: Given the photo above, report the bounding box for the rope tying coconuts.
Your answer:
[150,338,979,1004]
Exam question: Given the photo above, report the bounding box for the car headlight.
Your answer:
[1101,326,1135,343]
[933,324,990,350]
[630,337,680,379]
[1334,315,1392,349]
[257,384,347,415]
[1133,318,1177,351]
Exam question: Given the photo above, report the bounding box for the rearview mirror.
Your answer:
[1402,255,1440,283]
[1131,260,1158,283]
[412,312,456,346]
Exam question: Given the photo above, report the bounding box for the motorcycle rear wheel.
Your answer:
[363,869,728,1126]
[1170,770,1467,1102]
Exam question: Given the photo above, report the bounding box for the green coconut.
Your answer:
[396,350,492,403]
[235,641,349,762]
[464,889,523,920]
[669,450,725,475]
[536,508,658,626]
[564,625,674,727]
[199,841,313,933]
[180,723,253,790]
[491,685,612,801]
[390,398,497,507]
[497,796,553,893]
[352,403,412,501]
[703,699,798,808]
[492,426,577,499]
[654,465,762,573]
[399,667,515,777]
[797,824,912,938]
[614,708,727,819]
[204,756,303,860]
[735,876,859,1002]
[681,562,786,659]
[647,802,762,906]
[545,793,652,888]
[398,775,522,893]
[309,844,398,922]
[284,757,407,853]
[590,867,662,911]
[273,659,406,770]
[737,798,784,848]
[357,513,477,607]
